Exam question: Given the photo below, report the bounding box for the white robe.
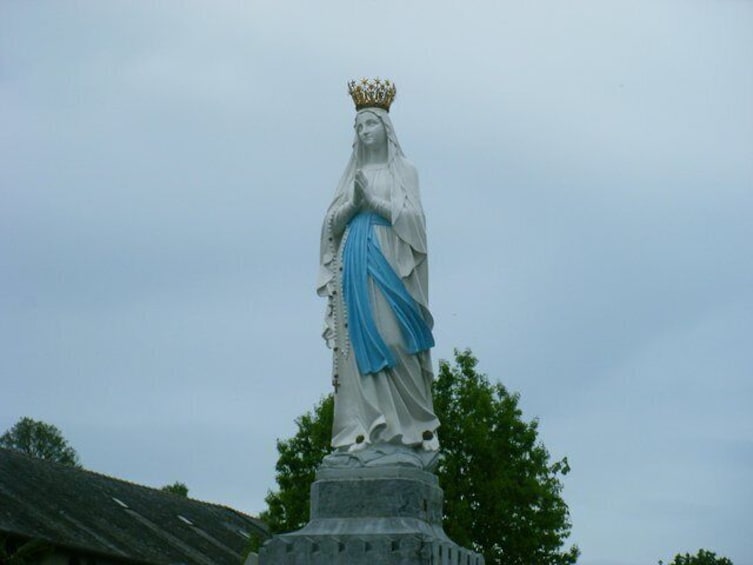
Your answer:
[321,164,439,449]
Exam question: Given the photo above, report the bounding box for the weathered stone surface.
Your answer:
[312,467,443,523]
[259,466,483,565]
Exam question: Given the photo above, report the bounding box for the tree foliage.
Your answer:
[263,350,578,564]
[160,481,189,497]
[661,549,734,565]
[434,349,578,565]
[261,394,334,533]
[0,417,81,467]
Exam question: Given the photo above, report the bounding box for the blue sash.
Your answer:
[342,212,434,375]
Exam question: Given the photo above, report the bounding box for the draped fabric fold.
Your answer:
[343,212,434,375]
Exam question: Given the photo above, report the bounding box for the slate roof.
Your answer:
[0,447,268,564]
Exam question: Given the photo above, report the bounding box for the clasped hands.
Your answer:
[352,169,374,210]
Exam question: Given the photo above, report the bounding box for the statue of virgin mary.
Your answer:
[317,79,439,463]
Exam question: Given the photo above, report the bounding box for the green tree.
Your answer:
[262,350,579,564]
[660,549,734,565]
[160,481,189,497]
[434,349,578,565]
[0,417,81,467]
[261,394,334,533]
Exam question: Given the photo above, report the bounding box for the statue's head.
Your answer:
[346,80,405,164]
[351,105,405,166]
[355,110,387,150]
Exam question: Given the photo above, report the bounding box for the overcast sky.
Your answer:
[2,2,752,564]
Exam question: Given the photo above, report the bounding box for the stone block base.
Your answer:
[259,466,483,565]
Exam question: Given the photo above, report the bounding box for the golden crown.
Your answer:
[348,78,396,111]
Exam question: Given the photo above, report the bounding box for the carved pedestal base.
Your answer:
[259,465,484,564]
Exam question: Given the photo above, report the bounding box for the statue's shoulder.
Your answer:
[401,158,417,172]
[400,159,419,185]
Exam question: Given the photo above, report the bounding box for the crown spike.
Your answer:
[348,78,396,112]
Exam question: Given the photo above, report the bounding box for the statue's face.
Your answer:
[355,112,387,149]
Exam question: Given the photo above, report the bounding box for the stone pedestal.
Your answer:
[259,465,484,564]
